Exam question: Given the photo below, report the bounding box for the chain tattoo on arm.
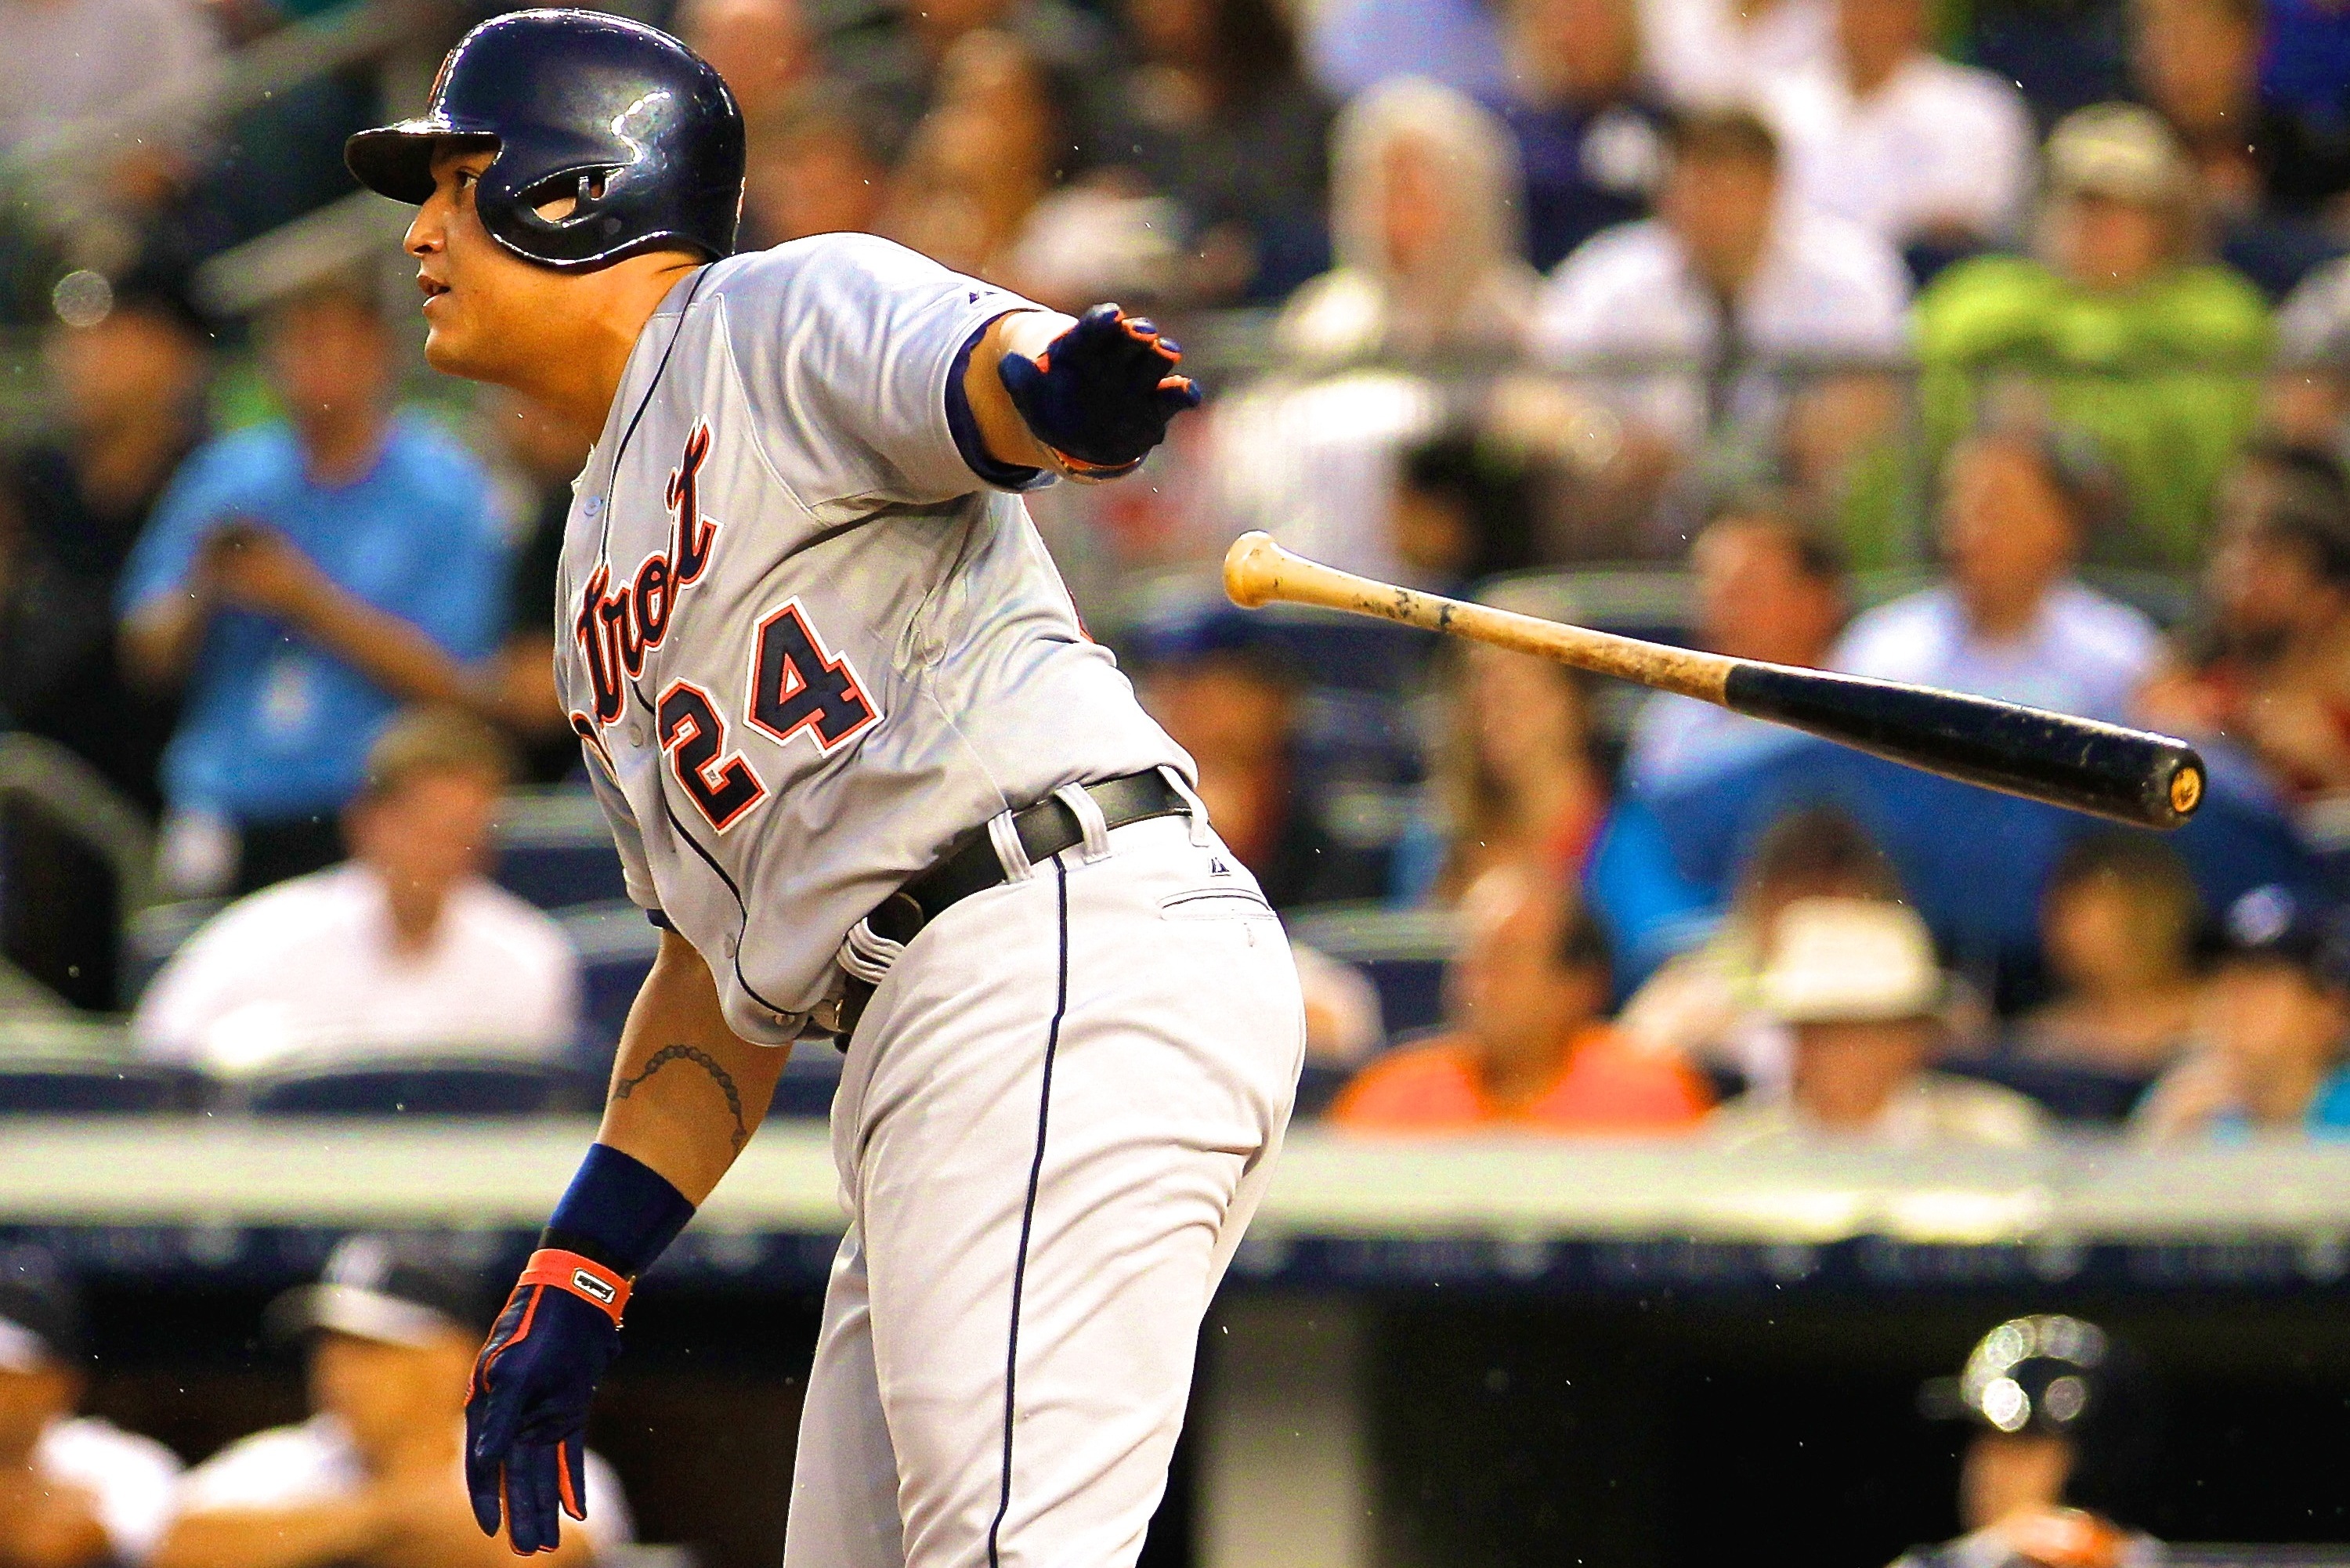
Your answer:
[615,1043,750,1151]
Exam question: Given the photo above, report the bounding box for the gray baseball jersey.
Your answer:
[555,234,1188,1044]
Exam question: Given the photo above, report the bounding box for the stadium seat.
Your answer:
[242,1057,591,1116]
[0,1059,204,1113]
[1943,1054,2155,1124]
[496,786,631,910]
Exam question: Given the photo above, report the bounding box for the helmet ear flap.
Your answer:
[515,166,623,226]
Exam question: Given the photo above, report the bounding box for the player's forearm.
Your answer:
[594,928,789,1205]
[963,309,1072,473]
[150,1503,383,1568]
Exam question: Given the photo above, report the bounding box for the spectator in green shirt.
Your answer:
[1916,103,2273,566]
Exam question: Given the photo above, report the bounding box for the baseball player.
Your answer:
[341,11,1303,1568]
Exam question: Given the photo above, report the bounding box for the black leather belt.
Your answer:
[833,771,1188,1046]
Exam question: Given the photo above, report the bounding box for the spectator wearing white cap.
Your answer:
[154,1237,630,1568]
[0,1260,181,1567]
[1710,898,2046,1145]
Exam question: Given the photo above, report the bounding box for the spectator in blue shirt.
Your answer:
[1489,0,1668,271]
[118,277,504,897]
[2136,884,2350,1140]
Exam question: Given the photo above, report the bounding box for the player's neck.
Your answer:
[530,255,707,446]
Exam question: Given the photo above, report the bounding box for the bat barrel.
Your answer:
[1723,663,2205,830]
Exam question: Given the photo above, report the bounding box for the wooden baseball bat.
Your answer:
[1220,531,2205,831]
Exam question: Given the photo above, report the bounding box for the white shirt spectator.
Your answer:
[176,1415,631,1554]
[1636,0,1835,107]
[132,864,580,1075]
[1760,55,2035,247]
[1832,580,2160,725]
[1709,1071,2046,1146]
[1534,207,1911,452]
[0,0,219,153]
[31,1417,181,1565]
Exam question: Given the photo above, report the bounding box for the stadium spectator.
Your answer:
[154,1236,630,1568]
[1624,500,1846,800]
[679,0,815,124]
[1490,0,1668,272]
[1711,898,2045,1144]
[0,262,211,812]
[741,85,899,248]
[1387,432,1541,591]
[0,0,219,217]
[1134,626,1389,909]
[1620,804,1901,1097]
[1332,863,1712,1129]
[1893,1315,2164,1568]
[1914,103,2272,567]
[2270,253,2350,448]
[1401,641,1608,904]
[1100,0,1331,303]
[482,392,591,784]
[2131,0,2350,299]
[1276,78,1538,370]
[2135,884,2350,1139]
[2137,440,2350,800]
[1635,0,1834,109]
[1834,428,2160,724]
[829,0,1121,171]
[884,31,1180,311]
[1395,623,1710,985]
[1214,80,1532,580]
[1759,0,2034,266]
[1534,108,1910,527]
[132,709,579,1076]
[1303,0,1511,102]
[0,1259,181,1568]
[118,278,504,897]
[2017,834,2204,1075]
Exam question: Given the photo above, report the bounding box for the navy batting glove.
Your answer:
[466,1252,627,1554]
[998,303,1203,480]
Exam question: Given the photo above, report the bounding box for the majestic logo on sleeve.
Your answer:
[575,423,719,727]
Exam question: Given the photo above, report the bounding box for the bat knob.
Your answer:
[1222,531,1284,609]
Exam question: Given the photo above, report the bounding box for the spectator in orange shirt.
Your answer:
[1331,864,1713,1130]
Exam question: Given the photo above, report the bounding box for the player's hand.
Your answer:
[465,1275,619,1554]
[998,303,1202,481]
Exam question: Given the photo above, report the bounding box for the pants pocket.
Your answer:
[1158,887,1277,921]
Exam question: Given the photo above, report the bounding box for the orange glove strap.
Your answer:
[517,1248,632,1327]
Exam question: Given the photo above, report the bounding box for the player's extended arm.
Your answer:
[464,930,786,1555]
[961,304,1202,482]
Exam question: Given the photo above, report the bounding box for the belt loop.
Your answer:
[837,917,904,985]
[1055,782,1113,863]
[987,810,1036,882]
[1159,765,1213,847]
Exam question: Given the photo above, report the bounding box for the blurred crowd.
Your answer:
[2,0,2350,1147]
[0,1237,635,1568]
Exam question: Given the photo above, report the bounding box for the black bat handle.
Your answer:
[1721,663,2207,830]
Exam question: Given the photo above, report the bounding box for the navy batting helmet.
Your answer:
[345,9,745,271]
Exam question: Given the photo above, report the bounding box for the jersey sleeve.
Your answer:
[732,236,1047,517]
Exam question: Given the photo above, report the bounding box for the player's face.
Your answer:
[407,143,571,383]
[309,1331,475,1459]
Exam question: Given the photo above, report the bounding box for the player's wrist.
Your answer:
[537,1142,696,1282]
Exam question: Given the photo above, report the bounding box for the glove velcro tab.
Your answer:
[518,1249,633,1327]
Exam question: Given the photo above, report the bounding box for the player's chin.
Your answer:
[420,316,487,381]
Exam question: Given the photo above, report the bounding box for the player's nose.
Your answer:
[406,196,445,258]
